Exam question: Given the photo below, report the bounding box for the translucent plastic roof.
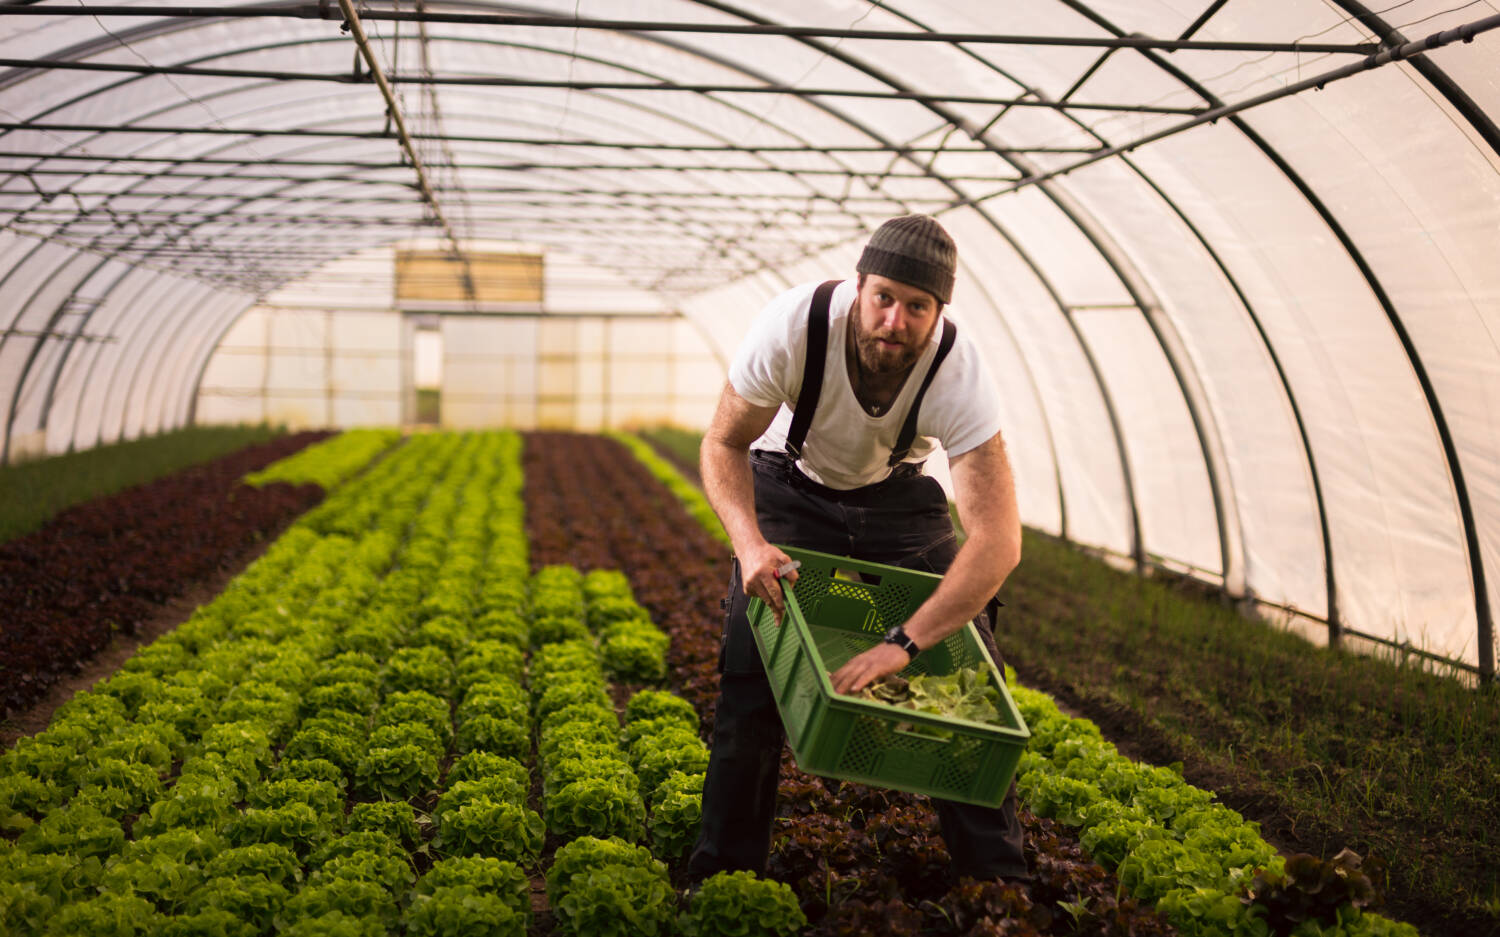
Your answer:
[2,1,1499,678]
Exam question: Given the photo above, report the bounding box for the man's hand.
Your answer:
[739,541,799,623]
[830,643,911,694]
[701,382,798,622]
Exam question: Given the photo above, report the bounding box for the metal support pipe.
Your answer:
[332,0,468,297]
[0,120,1099,154]
[0,151,1022,180]
[1328,2,1497,679]
[0,58,1206,113]
[0,5,1381,54]
[969,13,1500,203]
[2,184,952,208]
[1178,0,1231,41]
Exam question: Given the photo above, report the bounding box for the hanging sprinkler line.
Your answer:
[335,0,477,305]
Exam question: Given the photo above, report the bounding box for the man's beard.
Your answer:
[850,306,931,375]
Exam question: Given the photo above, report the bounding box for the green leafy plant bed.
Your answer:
[1,431,537,936]
[0,429,332,717]
[523,431,1446,937]
[1001,529,1499,935]
[520,432,1182,936]
[5,429,1449,936]
[244,428,402,491]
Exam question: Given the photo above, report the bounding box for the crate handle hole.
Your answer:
[833,568,881,585]
[892,724,953,743]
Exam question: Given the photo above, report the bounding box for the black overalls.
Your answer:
[686,281,1028,882]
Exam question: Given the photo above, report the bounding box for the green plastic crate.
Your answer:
[747,545,1030,808]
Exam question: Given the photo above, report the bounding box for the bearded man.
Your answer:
[686,214,1029,884]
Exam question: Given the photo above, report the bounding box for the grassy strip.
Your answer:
[1002,530,1499,928]
[244,428,402,490]
[609,432,727,546]
[0,424,283,544]
[636,426,702,475]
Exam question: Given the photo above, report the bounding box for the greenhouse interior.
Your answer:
[2,3,1498,936]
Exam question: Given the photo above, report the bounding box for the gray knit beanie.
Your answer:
[855,214,957,304]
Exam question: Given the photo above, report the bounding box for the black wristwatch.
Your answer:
[883,625,919,658]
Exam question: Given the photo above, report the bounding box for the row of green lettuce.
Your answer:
[243,428,402,491]
[2,432,526,935]
[617,431,1420,937]
[1,429,801,937]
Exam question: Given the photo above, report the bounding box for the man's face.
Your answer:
[851,274,942,375]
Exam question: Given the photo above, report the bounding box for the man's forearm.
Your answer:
[700,436,765,556]
[899,528,1019,651]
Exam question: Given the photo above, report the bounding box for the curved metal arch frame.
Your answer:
[0,1,1491,674]
[60,268,172,451]
[906,0,1308,605]
[0,238,57,456]
[184,292,264,425]
[117,277,228,442]
[85,273,205,449]
[164,291,241,425]
[39,258,134,442]
[2,39,796,446]
[847,0,1243,590]
[1,4,1137,560]
[0,250,106,458]
[2,12,898,447]
[1324,0,1496,678]
[1053,0,1494,677]
[951,250,1070,538]
[7,24,892,279]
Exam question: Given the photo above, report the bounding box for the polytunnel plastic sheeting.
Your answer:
[1058,154,1328,617]
[1244,70,1500,662]
[1072,308,1222,577]
[948,255,1064,539]
[941,209,1135,557]
[1124,111,1482,659]
[2,2,1499,676]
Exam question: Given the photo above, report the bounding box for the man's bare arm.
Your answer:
[829,431,1021,693]
[700,382,800,617]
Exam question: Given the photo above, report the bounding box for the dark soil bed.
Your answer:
[0,431,331,718]
[521,431,1176,937]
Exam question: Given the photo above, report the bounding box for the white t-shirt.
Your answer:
[729,278,1004,490]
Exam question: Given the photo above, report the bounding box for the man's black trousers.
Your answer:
[686,450,1028,881]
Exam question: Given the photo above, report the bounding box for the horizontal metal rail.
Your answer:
[0,184,946,208]
[0,58,1205,113]
[971,13,1500,203]
[0,5,1381,54]
[0,150,1021,181]
[0,121,1099,154]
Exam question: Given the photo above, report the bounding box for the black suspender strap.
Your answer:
[888,318,958,467]
[784,279,839,461]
